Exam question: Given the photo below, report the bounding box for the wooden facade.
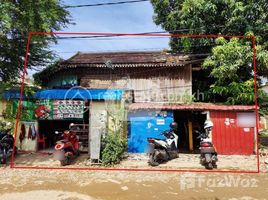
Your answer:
[78,65,192,102]
[44,52,201,103]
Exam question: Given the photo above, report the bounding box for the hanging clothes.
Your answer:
[27,125,33,139]
[19,123,26,143]
[31,125,36,140]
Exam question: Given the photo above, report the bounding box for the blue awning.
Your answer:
[34,89,124,100]
[1,90,28,100]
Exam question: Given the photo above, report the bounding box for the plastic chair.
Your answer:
[37,133,47,150]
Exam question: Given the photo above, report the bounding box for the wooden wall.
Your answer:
[65,65,192,103]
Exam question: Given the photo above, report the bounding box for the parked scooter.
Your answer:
[196,120,218,170]
[54,130,80,166]
[147,122,179,166]
[0,129,17,164]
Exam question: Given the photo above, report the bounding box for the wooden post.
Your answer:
[188,120,193,152]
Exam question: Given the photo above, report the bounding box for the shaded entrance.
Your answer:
[173,111,206,153]
[37,120,83,150]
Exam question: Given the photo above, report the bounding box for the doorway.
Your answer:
[38,120,83,150]
[173,110,207,153]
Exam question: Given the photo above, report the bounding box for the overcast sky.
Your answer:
[50,0,170,60]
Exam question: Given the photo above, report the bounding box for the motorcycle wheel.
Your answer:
[204,154,213,169]
[148,152,159,166]
[1,148,7,164]
[60,157,70,166]
[1,157,6,164]
[205,162,213,170]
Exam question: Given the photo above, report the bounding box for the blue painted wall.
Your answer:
[128,110,174,153]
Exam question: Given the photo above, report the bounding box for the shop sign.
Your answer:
[34,100,84,120]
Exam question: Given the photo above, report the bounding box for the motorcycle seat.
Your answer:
[200,140,212,144]
[147,137,164,140]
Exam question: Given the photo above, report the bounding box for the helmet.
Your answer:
[170,122,178,130]
[69,123,75,130]
[204,120,213,130]
[69,123,74,127]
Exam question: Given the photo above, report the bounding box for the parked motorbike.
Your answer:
[196,120,218,170]
[54,130,80,166]
[0,129,17,164]
[147,122,179,166]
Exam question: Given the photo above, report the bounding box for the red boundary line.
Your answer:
[252,36,260,173]
[10,32,260,173]
[11,165,259,174]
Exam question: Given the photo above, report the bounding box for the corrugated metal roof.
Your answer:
[128,102,256,111]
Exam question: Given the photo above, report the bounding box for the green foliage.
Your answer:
[33,60,62,86]
[100,102,128,166]
[202,38,268,104]
[0,0,71,81]
[0,120,14,132]
[3,101,15,120]
[203,38,252,84]
[151,0,268,54]
[3,100,35,122]
[259,107,268,116]
[101,131,127,166]
[150,0,268,104]
[0,81,39,98]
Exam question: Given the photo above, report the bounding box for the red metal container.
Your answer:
[211,111,254,155]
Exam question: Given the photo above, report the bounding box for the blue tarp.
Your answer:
[2,90,28,100]
[34,89,124,100]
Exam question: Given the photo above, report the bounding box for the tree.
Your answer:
[150,0,268,104]
[203,37,268,104]
[0,0,71,81]
[33,59,62,87]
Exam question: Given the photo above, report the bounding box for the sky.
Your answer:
[50,0,170,60]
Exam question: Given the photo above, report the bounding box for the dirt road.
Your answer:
[13,152,261,171]
[0,166,268,200]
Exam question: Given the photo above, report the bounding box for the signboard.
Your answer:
[53,100,84,119]
[34,100,52,120]
[34,100,85,120]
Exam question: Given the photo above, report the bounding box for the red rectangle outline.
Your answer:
[9,32,260,174]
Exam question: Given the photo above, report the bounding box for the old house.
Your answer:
[31,51,257,156]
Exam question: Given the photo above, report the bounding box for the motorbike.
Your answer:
[196,120,218,170]
[0,130,17,164]
[147,122,179,166]
[53,130,80,166]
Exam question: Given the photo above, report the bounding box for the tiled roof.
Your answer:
[128,102,256,111]
[59,51,206,68]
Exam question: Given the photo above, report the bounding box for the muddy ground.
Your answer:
[0,151,268,199]
[0,166,268,200]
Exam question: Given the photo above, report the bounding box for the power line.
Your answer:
[56,36,169,41]
[64,0,149,8]
[54,26,227,40]
[53,44,215,54]
[55,31,167,40]
[54,48,167,54]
